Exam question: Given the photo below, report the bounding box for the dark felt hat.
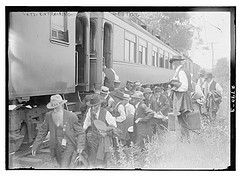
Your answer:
[204,72,214,80]
[86,94,104,107]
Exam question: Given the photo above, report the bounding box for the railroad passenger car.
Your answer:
[8,11,201,152]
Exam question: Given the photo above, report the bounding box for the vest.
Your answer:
[112,101,125,117]
[86,108,108,148]
[176,67,193,92]
[209,80,217,92]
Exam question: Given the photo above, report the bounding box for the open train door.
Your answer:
[103,22,113,68]
[75,13,90,92]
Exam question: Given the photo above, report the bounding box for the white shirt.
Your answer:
[125,103,135,116]
[83,108,117,130]
[114,101,127,123]
[173,65,188,92]
[111,68,119,81]
[197,77,205,90]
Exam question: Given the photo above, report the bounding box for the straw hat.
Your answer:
[143,88,153,94]
[100,86,110,95]
[111,90,129,100]
[46,94,67,109]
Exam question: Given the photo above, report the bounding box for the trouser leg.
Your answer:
[177,114,190,142]
[61,145,74,168]
[86,145,97,167]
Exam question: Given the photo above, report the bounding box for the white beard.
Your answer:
[52,110,63,127]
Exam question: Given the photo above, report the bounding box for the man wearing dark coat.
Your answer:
[203,72,223,124]
[32,94,86,168]
[131,91,167,149]
[169,55,193,143]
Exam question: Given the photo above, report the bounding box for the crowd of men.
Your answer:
[31,56,223,169]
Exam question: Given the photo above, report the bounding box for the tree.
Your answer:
[213,57,230,94]
[137,12,195,53]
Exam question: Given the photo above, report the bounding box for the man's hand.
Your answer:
[135,118,141,123]
[32,150,36,156]
[162,116,168,122]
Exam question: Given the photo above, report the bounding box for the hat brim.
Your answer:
[100,91,110,95]
[46,100,67,109]
[110,92,125,100]
[86,100,103,107]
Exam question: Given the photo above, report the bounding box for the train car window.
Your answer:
[130,42,136,63]
[152,51,157,67]
[125,31,136,63]
[125,39,136,63]
[165,52,169,69]
[152,45,157,67]
[90,20,97,57]
[50,12,69,45]
[125,40,130,62]
[169,54,173,69]
[138,45,143,64]
[159,49,164,68]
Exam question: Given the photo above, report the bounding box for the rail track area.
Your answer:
[8,140,59,169]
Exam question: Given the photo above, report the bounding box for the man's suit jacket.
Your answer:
[133,102,158,138]
[104,68,115,91]
[32,109,85,153]
[150,94,170,116]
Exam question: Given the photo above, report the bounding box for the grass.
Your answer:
[108,77,230,169]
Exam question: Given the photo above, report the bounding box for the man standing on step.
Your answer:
[32,94,86,168]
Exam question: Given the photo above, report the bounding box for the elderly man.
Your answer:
[169,55,193,143]
[131,91,167,149]
[83,94,117,168]
[32,94,86,168]
[203,72,223,124]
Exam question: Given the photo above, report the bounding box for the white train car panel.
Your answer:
[9,12,77,99]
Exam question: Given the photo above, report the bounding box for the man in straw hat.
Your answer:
[110,90,132,146]
[83,94,117,168]
[203,72,223,124]
[169,55,193,143]
[32,94,86,168]
[131,91,167,149]
[99,86,115,112]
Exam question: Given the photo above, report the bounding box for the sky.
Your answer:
[189,12,231,70]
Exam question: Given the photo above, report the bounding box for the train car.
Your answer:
[99,12,179,86]
[8,11,199,152]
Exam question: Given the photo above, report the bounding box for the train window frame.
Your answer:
[49,12,69,46]
[90,20,97,57]
[165,52,169,69]
[138,45,143,64]
[152,50,158,67]
[159,49,164,68]
[124,39,136,63]
[169,54,173,69]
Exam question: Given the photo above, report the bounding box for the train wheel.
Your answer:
[9,123,27,153]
